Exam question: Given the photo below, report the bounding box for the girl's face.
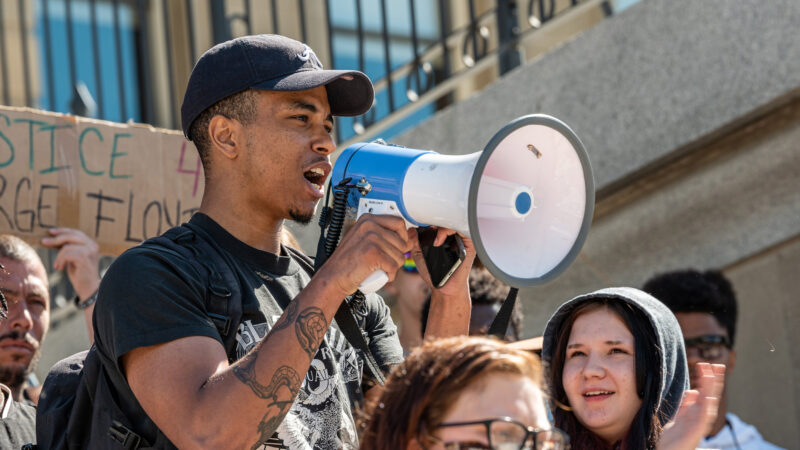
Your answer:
[562,307,642,445]
[431,372,553,449]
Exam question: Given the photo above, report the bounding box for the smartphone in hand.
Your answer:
[417,228,467,288]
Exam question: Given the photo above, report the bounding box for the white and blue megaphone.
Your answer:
[328,114,594,293]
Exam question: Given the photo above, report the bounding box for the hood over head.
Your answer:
[542,287,689,424]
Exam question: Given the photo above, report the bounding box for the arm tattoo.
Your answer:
[233,354,302,448]
[271,300,298,332]
[233,305,326,447]
[233,355,300,405]
[295,307,328,359]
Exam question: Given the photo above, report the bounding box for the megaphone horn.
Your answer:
[327,114,594,293]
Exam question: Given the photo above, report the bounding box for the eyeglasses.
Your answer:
[402,253,418,273]
[684,334,730,360]
[433,417,570,450]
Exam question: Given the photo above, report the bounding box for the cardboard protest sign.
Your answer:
[0,106,204,256]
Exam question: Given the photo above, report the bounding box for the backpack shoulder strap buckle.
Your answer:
[207,312,232,336]
[109,420,142,449]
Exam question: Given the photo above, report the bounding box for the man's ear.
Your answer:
[208,115,243,160]
[728,348,736,372]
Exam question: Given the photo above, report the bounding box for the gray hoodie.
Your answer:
[542,287,689,424]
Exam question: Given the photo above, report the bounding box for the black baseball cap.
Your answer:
[181,34,374,139]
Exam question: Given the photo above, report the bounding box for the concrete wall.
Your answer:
[726,236,800,447]
[389,0,800,446]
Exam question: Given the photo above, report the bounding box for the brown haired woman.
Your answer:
[360,336,569,450]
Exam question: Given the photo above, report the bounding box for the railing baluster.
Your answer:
[210,0,230,44]
[112,0,128,120]
[355,0,364,72]
[0,1,10,105]
[18,0,33,106]
[185,0,197,65]
[468,0,478,63]
[354,0,372,129]
[41,0,56,110]
[298,0,308,43]
[244,0,252,35]
[496,0,521,75]
[271,0,278,34]
[408,0,421,95]
[379,0,394,112]
[323,0,340,140]
[137,0,155,124]
[89,0,105,117]
[438,0,451,79]
[161,0,177,129]
[65,0,78,108]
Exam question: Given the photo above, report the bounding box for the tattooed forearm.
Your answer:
[295,307,327,359]
[272,300,298,332]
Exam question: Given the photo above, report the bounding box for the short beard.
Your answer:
[0,330,42,390]
[289,209,314,225]
[0,365,28,390]
[0,350,39,391]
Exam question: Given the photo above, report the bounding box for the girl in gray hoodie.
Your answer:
[542,287,690,449]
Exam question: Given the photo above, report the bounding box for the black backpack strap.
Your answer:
[139,224,243,359]
[334,303,386,385]
[288,247,386,386]
[488,287,519,339]
[180,223,243,356]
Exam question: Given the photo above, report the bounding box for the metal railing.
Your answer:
[0,0,607,143]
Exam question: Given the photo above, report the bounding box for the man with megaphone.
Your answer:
[86,34,476,450]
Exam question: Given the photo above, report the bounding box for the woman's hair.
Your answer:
[359,336,544,450]
[547,300,663,450]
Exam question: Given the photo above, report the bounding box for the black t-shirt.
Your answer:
[94,213,403,449]
[0,385,36,448]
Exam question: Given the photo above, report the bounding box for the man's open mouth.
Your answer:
[304,167,326,190]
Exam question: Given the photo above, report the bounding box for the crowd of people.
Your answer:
[0,33,784,449]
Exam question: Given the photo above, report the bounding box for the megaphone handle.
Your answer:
[358,270,389,295]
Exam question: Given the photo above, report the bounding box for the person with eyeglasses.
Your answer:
[541,287,726,450]
[359,336,569,450]
[644,270,784,450]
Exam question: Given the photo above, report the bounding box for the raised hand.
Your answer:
[41,227,101,301]
[658,362,726,450]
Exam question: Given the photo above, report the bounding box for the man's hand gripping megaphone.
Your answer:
[318,211,477,300]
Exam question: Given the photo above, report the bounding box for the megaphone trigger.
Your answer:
[359,270,390,295]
